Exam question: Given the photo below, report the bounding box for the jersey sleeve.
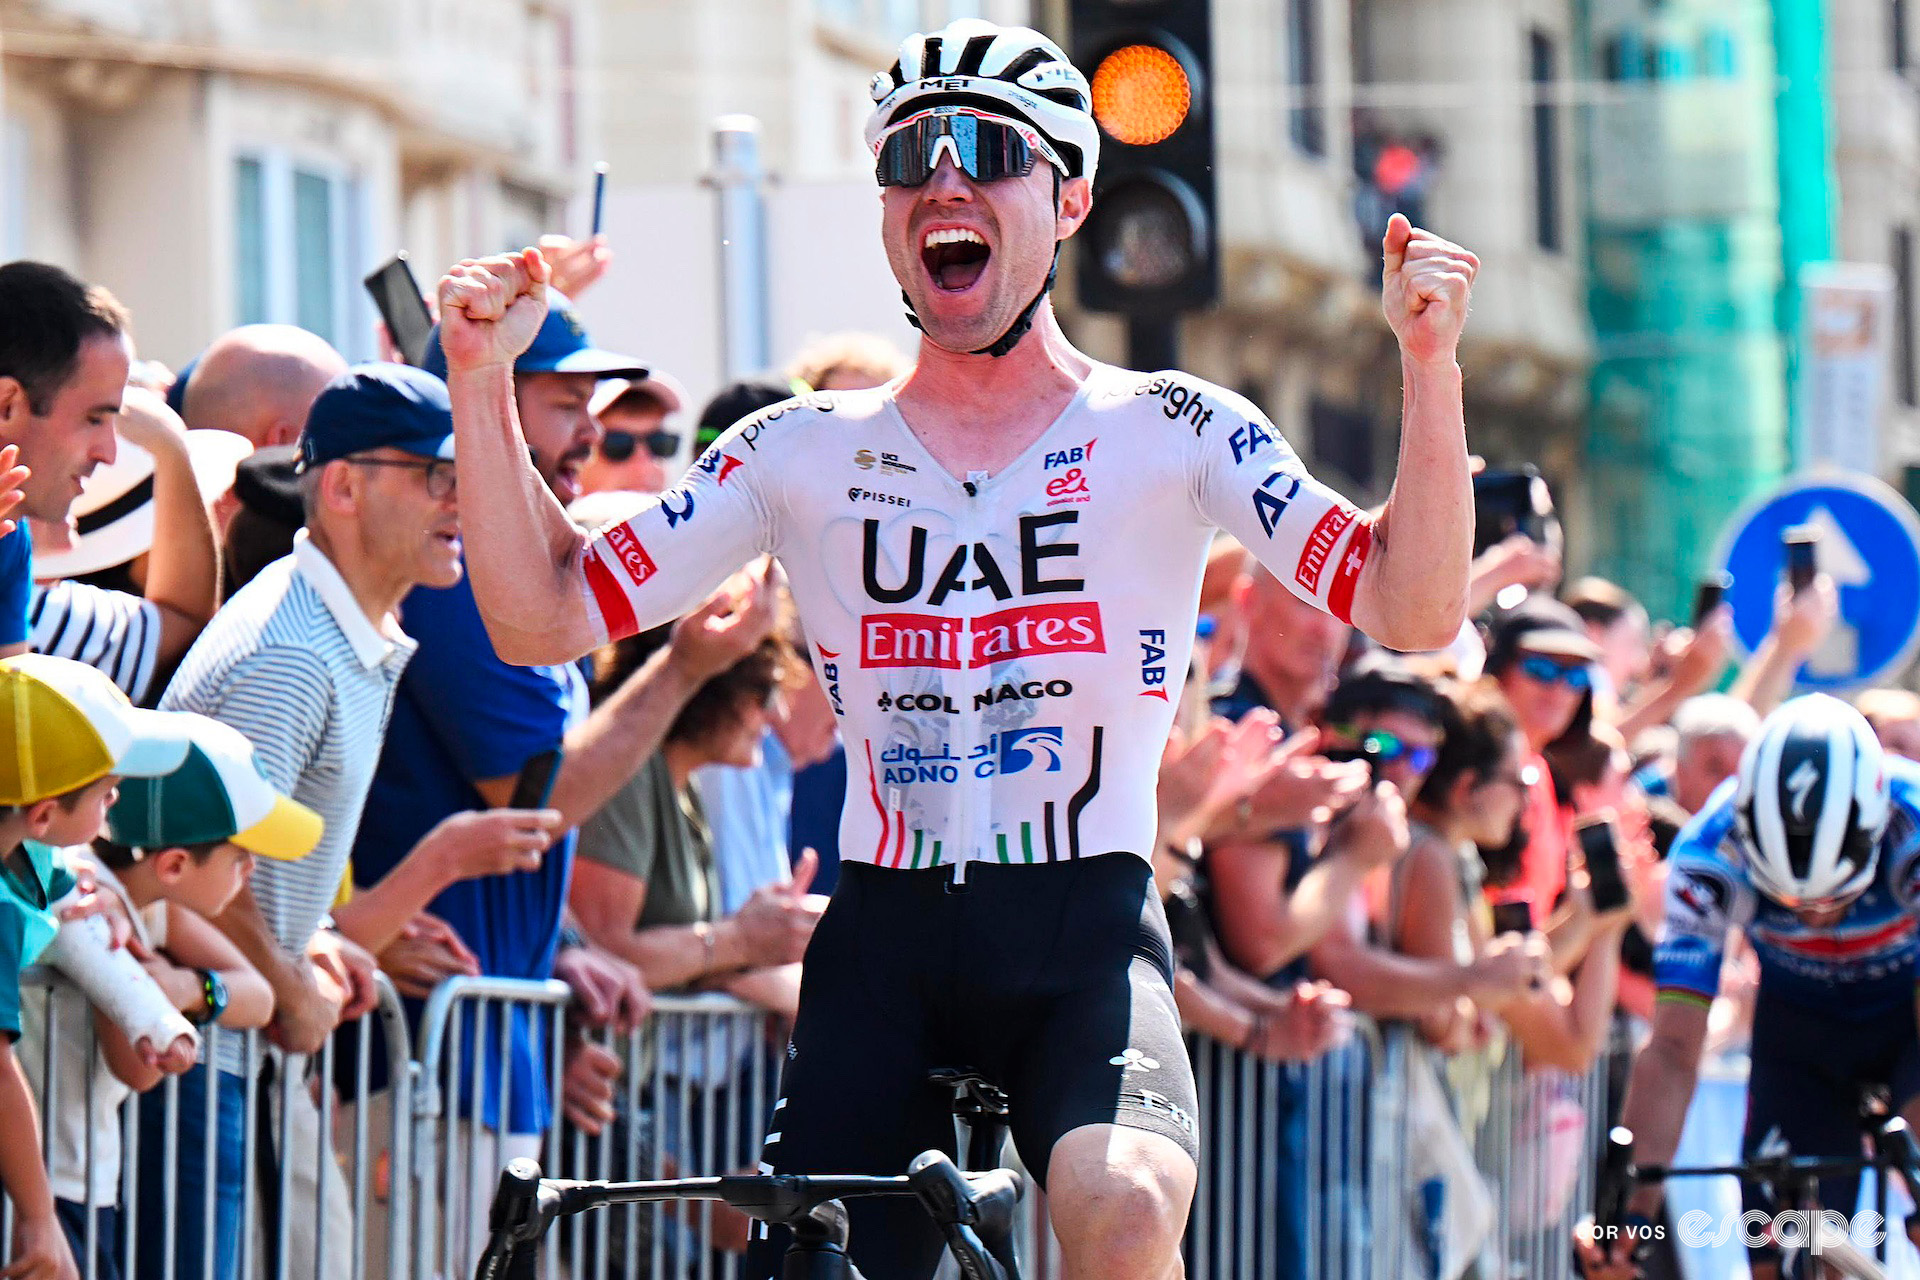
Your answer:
[1182,381,1375,625]
[576,420,781,645]
[1653,807,1749,1007]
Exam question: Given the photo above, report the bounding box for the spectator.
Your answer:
[1398,679,1630,1073]
[691,376,798,453]
[1390,681,1551,1049]
[2,653,196,1280]
[1564,577,1651,702]
[1639,694,1760,815]
[179,325,347,449]
[1205,569,1377,981]
[675,379,819,911]
[29,714,311,1280]
[1858,688,1920,760]
[1153,710,1351,1062]
[1484,598,1601,951]
[158,364,474,1280]
[221,445,302,598]
[1562,576,1731,740]
[568,601,817,1013]
[0,262,135,659]
[27,391,233,701]
[784,332,909,393]
[1311,663,1539,1044]
[580,372,687,496]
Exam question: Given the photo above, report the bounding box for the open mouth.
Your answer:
[922,227,991,293]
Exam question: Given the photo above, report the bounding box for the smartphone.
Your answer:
[509,748,564,811]
[1490,901,1533,937]
[590,162,609,237]
[1576,815,1632,914]
[1783,526,1820,595]
[1692,572,1732,625]
[1472,467,1556,556]
[363,254,434,368]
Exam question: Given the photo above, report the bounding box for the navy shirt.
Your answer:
[352,567,587,1133]
[1,524,32,649]
[788,744,847,896]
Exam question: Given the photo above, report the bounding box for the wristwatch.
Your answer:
[191,969,229,1026]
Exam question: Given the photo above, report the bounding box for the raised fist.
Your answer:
[436,248,552,376]
[1381,212,1479,365]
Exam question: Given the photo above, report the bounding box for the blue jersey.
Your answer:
[1654,760,1920,1019]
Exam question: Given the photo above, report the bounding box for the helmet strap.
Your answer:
[900,170,1064,359]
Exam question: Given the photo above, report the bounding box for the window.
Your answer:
[1288,0,1325,157]
[231,152,368,359]
[1530,29,1562,253]
[1895,226,1916,407]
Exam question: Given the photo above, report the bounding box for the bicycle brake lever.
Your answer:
[908,1151,1022,1280]
[476,1159,546,1280]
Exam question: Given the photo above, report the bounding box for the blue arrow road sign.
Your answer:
[1713,473,1920,691]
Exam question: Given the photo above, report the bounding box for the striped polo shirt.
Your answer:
[29,580,162,703]
[161,530,415,953]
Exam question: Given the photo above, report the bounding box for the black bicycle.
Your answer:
[475,1068,1026,1280]
[1597,1098,1920,1280]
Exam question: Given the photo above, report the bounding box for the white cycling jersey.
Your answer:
[577,363,1374,872]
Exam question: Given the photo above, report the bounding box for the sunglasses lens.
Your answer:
[876,115,1037,187]
[601,431,637,463]
[644,431,681,460]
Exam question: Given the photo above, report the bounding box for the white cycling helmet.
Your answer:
[866,20,1101,187]
[1733,694,1891,907]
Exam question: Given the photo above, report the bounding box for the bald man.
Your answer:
[181,325,346,447]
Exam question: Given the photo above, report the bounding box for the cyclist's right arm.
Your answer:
[440,250,769,665]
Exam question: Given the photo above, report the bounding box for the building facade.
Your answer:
[1,0,589,369]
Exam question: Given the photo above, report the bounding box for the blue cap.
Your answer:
[422,289,647,382]
[296,363,455,472]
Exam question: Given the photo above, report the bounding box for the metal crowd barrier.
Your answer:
[6,966,412,1280]
[9,975,1623,1280]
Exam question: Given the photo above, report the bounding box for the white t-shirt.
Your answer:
[18,862,165,1206]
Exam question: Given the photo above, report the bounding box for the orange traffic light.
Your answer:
[1090,45,1192,146]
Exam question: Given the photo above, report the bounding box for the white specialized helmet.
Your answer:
[1733,694,1892,907]
[866,19,1101,187]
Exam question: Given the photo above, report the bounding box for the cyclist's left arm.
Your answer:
[1190,392,1465,651]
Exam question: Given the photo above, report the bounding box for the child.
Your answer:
[21,712,320,1280]
[0,654,194,1280]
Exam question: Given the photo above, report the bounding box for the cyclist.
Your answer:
[1617,694,1920,1277]
[434,19,1478,1278]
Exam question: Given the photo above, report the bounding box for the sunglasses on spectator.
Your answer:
[601,429,680,463]
[874,109,1063,188]
[346,455,456,499]
[1354,729,1438,774]
[1516,654,1593,691]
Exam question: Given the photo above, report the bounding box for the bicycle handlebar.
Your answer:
[1596,1117,1920,1244]
[475,1152,1024,1280]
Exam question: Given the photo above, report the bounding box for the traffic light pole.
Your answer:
[1127,313,1179,371]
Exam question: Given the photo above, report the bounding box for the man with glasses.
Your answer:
[162,364,559,1280]
[434,18,1479,1277]
[580,372,687,497]
[1486,598,1605,965]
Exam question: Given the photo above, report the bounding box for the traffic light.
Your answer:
[1069,0,1218,314]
